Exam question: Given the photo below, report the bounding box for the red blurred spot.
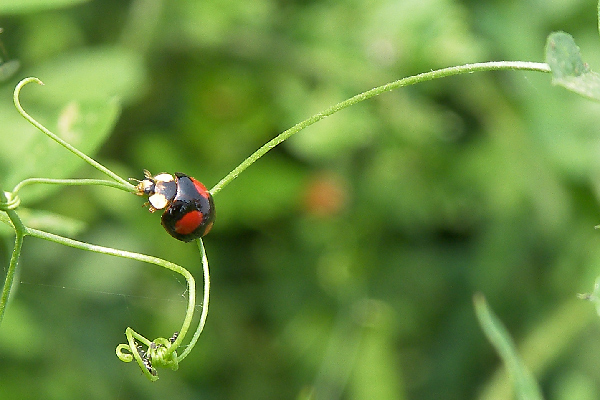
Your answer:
[304,173,347,217]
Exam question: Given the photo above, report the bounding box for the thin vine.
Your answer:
[1,60,553,380]
[12,78,135,189]
[210,61,551,195]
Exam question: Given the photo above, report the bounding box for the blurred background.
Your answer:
[2,0,600,399]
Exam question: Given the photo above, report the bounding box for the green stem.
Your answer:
[0,192,26,325]
[209,61,551,195]
[13,77,135,189]
[12,178,135,196]
[25,227,195,359]
[177,238,210,361]
[0,232,23,325]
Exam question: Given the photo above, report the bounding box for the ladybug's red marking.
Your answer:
[190,178,210,198]
[174,210,204,235]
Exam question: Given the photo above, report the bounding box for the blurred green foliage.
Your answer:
[2,0,600,399]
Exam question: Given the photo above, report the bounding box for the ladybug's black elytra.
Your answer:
[136,170,215,242]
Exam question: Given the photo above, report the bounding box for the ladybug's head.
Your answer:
[135,170,178,213]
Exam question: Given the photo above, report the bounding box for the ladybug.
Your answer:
[136,170,215,242]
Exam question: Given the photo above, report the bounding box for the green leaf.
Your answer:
[474,294,544,400]
[0,0,88,14]
[0,60,20,83]
[0,98,120,203]
[0,46,147,203]
[23,47,147,107]
[0,208,86,237]
[545,31,600,101]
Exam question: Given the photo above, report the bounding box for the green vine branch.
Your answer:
[13,77,136,190]
[177,238,211,361]
[210,61,551,195]
[0,191,25,325]
[27,225,208,382]
[0,78,212,380]
[2,59,555,380]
